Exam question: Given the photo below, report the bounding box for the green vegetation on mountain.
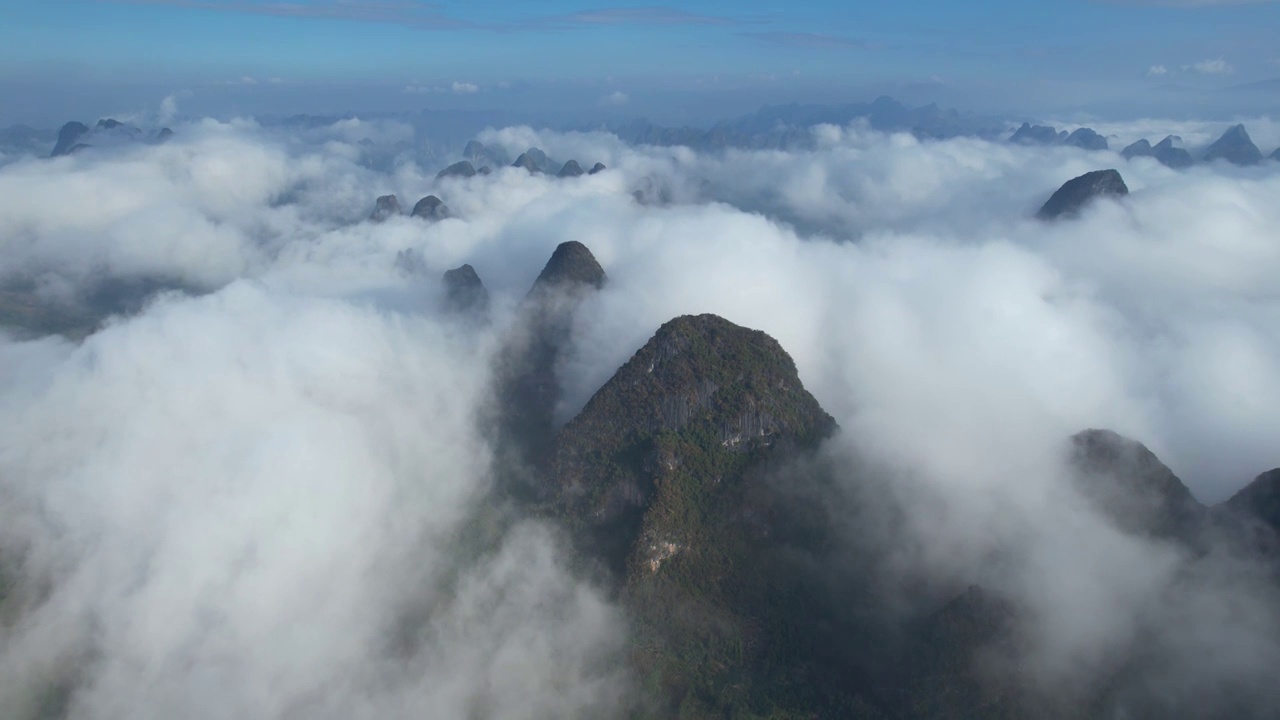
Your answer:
[542,314,885,718]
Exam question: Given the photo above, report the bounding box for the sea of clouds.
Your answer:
[1,111,1279,718]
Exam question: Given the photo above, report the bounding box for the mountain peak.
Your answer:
[436,160,476,179]
[529,241,606,294]
[549,312,834,536]
[1011,122,1058,145]
[1224,469,1280,534]
[1203,123,1263,165]
[1122,138,1153,159]
[369,194,401,222]
[1065,127,1108,151]
[1037,169,1128,220]
[556,160,584,178]
[51,121,90,157]
[442,263,489,316]
[511,152,541,173]
[410,195,450,221]
[545,312,839,714]
[1068,429,1204,540]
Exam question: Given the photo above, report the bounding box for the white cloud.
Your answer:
[2,115,1280,716]
[599,90,629,106]
[215,76,260,86]
[451,81,479,94]
[1147,64,1169,76]
[1184,57,1234,74]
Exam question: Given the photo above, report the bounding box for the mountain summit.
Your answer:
[1037,169,1129,220]
[50,121,90,157]
[1203,124,1263,165]
[492,241,608,474]
[529,240,606,294]
[545,313,846,716]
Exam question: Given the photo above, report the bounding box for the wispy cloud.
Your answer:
[599,90,629,106]
[743,31,870,49]
[541,6,745,26]
[1184,58,1234,74]
[1147,64,1169,76]
[96,1,756,31]
[97,0,477,29]
[214,75,259,86]
[403,80,481,95]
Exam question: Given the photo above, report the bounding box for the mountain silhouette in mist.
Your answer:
[1010,122,1108,151]
[1037,169,1129,220]
[410,195,450,221]
[1123,135,1194,168]
[1203,124,1263,166]
[601,96,1003,151]
[370,194,401,222]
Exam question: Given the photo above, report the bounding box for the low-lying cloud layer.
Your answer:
[1,113,1278,717]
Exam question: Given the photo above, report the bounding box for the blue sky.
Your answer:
[1,1,1278,125]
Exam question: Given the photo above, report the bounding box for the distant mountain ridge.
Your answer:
[596,96,1005,150]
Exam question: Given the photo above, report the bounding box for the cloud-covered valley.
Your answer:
[1,114,1279,718]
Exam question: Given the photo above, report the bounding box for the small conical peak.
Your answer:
[97,118,124,130]
[436,160,477,179]
[589,162,607,174]
[1037,169,1128,221]
[410,195,450,221]
[557,160,584,178]
[1203,124,1263,165]
[1064,127,1108,151]
[370,194,401,222]
[442,263,489,316]
[523,147,551,170]
[51,121,90,157]
[512,153,541,173]
[530,241,606,293]
[559,313,835,445]
[1122,139,1153,159]
[547,312,836,536]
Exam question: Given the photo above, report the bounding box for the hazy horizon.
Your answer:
[2,1,1279,127]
